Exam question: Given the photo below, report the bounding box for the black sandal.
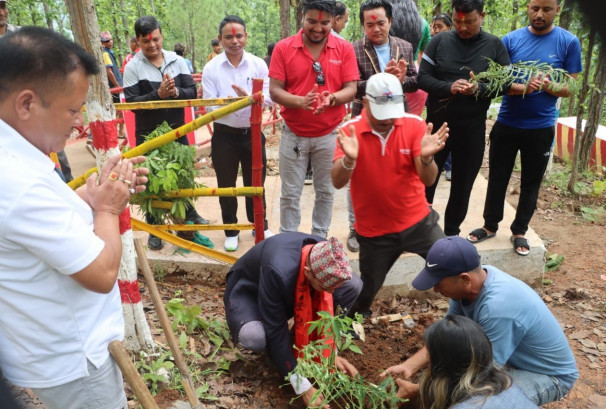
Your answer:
[466,228,496,244]
[510,236,530,256]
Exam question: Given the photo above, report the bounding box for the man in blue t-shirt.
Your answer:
[382,236,578,405]
[467,0,582,255]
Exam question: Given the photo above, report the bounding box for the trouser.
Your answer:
[31,355,127,409]
[349,209,445,315]
[211,123,268,237]
[224,273,363,351]
[425,115,487,236]
[483,121,554,236]
[279,124,337,238]
[347,182,355,229]
[508,368,574,406]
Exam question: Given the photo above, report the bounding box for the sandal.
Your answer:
[466,228,496,244]
[510,236,530,256]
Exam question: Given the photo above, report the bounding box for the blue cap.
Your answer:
[412,236,481,291]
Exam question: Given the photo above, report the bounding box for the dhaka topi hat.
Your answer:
[309,237,352,289]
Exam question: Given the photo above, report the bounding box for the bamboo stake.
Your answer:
[108,340,159,409]
[132,222,254,232]
[68,92,261,190]
[133,238,203,409]
[114,97,244,111]
[131,219,238,264]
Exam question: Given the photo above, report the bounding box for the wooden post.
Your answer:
[250,79,265,243]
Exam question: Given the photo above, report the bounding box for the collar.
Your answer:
[0,119,55,174]
[216,50,250,68]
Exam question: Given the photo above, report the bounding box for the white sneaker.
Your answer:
[224,235,239,252]
[252,229,275,239]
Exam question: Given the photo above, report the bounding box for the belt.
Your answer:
[214,123,251,135]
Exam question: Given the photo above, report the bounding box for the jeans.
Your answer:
[279,124,337,238]
[508,367,573,406]
[347,182,355,229]
[350,209,445,315]
[483,121,554,236]
[211,123,268,237]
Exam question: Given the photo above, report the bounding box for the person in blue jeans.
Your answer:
[383,237,578,406]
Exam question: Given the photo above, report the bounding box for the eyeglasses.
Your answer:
[366,94,405,104]
[312,62,325,86]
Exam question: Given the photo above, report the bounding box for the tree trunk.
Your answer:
[511,0,519,32]
[111,12,123,63]
[568,25,595,192]
[64,0,155,353]
[120,0,130,45]
[294,0,303,33]
[41,0,54,30]
[577,45,606,170]
[559,0,575,31]
[279,0,291,39]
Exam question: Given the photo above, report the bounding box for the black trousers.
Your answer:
[349,209,445,316]
[483,121,554,236]
[211,123,268,237]
[425,115,487,236]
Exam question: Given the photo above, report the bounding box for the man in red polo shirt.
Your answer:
[332,72,448,317]
[269,0,358,238]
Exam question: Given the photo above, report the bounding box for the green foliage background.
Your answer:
[5,0,604,123]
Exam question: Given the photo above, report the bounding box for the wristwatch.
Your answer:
[329,93,337,107]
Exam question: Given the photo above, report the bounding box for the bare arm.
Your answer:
[381,346,429,379]
[331,125,358,189]
[106,67,121,88]
[414,122,449,186]
[269,78,318,109]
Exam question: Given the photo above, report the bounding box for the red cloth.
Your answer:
[293,244,334,359]
[269,30,359,137]
[334,109,430,237]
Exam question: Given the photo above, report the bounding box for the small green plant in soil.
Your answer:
[290,311,405,408]
[128,121,202,223]
[135,350,175,396]
[580,205,606,223]
[470,59,579,97]
[545,253,565,273]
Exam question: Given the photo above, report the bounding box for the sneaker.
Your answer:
[148,235,164,250]
[224,235,239,252]
[347,229,359,252]
[252,229,275,239]
[304,171,313,185]
[445,170,452,181]
[189,214,210,225]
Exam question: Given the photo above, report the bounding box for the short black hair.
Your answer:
[0,26,98,100]
[359,0,393,25]
[267,42,276,56]
[302,0,336,17]
[334,1,347,17]
[451,0,484,14]
[174,42,185,56]
[218,15,246,36]
[211,38,220,46]
[134,16,162,38]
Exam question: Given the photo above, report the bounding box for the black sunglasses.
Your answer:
[312,62,325,86]
[366,94,405,104]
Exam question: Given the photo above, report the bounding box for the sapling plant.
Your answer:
[128,121,202,223]
[469,58,579,97]
[290,311,405,408]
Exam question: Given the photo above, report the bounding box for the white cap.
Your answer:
[365,73,405,120]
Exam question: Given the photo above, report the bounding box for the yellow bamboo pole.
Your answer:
[68,93,260,190]
[131,219,238,264]
[132,222,254,231]
[152,186,264,198]
[114,97,244,111]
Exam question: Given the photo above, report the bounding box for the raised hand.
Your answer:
[336,125,359,161]
[420,122,449,158]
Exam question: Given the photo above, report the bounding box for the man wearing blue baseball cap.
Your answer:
[382,236,578,406]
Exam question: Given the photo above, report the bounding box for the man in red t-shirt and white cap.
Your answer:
[332,72,448,317]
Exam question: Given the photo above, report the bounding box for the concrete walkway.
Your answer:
[64,130,545,298]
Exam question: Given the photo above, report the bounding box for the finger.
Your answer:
[426,122,434,134]
[349,125,355,136]
[86,172,98,190]
[311,84,318,94]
